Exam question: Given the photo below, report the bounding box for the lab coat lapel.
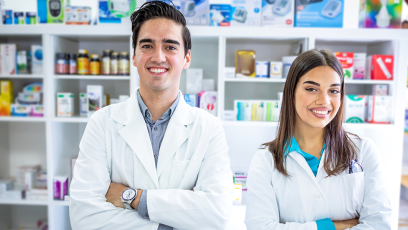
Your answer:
[316,150,327,182]
[115,91,159,189]
[289,151,325,195]
[156,97,196,179]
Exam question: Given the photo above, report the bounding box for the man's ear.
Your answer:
[132,52,137,67]
[183,50,191,69]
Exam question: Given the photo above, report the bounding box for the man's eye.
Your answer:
[167,46,176,50]
[142,45,151,49]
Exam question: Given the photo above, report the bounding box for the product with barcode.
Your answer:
[57,93,74,117]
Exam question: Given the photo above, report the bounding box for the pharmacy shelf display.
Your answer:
[0,25,407,230]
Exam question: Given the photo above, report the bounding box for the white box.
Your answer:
[344,95,367,123]
[0,44,16,75]
[186,68,203,94]
[256,61,269,78]
[0,180,13,194]
[199,91,217,116]
[233,183,242,204]
[31,45,43,74]
[202,79,215,91]
[372,85,388,96]
[367,96,392,124]
[353,53,366,80]
[224,67,235,79]
[270,62,283,78]
[223,110,235,121]
[87,85,104,118]
[57,93,74,117]
[261,0,294,27]
[79,92,88,117]
[282,56,297,78]
[231,0,262,27]
[234,100,252,121]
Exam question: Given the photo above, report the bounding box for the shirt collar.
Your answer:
[136,89,180,122]
[283,136,325,160]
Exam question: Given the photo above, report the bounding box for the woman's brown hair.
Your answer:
[264,49,359,177]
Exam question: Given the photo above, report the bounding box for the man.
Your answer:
[69,1,233,229]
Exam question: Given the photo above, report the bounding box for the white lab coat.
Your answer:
[245,137,392,230]
[69,90,234,230]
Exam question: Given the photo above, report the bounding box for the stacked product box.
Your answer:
[359,0,403,28]
[234,99,281,122]
[261,0,294,27]
[295,0,344,28]
[210,4,232,26]
[230,0,262,27]
[366,55,394,80]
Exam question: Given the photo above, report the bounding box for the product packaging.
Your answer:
[359,0,403,28]
[402,0,408,28]
[31,105,44,117]
[367,95,392,124]
[26,12,37,24]
[17,51,28,74]
[231,0,262,26]
[25,171,36,191]
[0,180,13,194]
[353,53,366,80]
[199,91,217,116]
[16,92,42,105]
[265,100,280,121]
[11,105,31,116]
[53,176,68,200]
[0,187,24,200]
[0,44,16,75]
[99,0,136,24]
[261,0,294,27]
[14,12,24,24]
[16,165,41,187]
[0,81,13,116]
[233,183,242,204]
[372,85,388,96]
[270,61,283,78]
[223,110,235,121]
[282,56,297,78]
[256,61,269,78]
[35,171,48,188]
[209,4,232,26]
[175,0,209,26]
[87,85,104,117]
[2,10,13,25]
[335,52,354,79]
[235,100,252,121]
[344,95,367,123]
[65,6,92,25]
[184,94,197,107]
[47,0,65,23]
[202,79,215,91]
[236,50,256,78]
[30,45,43,74]
[224,67,235,78]
[295,0,344,27]
[366,55,394,80]
[80,93,88,117]
[186,68,203,94]
[252,101,264,121]
[26,188,48,200]
[57,93,74,117]
[37,0,48,23]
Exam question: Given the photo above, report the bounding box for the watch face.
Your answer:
[122,189,136,201]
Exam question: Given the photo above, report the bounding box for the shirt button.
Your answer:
[315,195,322,201]
[145,213,149,218]
[154,127,158,131]
[147,113,150,118]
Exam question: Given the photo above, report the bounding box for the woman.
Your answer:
[244,49,392,230]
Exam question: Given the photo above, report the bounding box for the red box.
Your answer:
[366,55,394,80]
[335,52,354,79]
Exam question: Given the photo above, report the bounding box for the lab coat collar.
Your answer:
[112,88,196,188]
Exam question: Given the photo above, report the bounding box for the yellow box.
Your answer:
[0,81,13,102]
[0,95,11,116]
[235,50,256,78]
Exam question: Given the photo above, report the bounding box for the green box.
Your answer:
[47,0,64,23]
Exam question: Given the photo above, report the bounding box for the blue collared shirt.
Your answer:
[284,137,335,230]
[136,89,180,230]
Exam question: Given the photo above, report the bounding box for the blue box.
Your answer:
[295,0,344,28]
[209,4,232,26]
[2,10,13,25]
[99,0,122,23]
[184,94,197,107]
[37,0,48,24]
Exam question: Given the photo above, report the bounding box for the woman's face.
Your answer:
[294,66,342,129]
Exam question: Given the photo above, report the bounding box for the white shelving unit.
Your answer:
[0,25,407,230]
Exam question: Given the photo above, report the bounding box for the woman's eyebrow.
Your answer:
[303,81,341,87]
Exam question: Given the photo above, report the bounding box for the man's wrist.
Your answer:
[131,189,143,209]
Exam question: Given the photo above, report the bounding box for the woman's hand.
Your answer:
[333,218,359,230]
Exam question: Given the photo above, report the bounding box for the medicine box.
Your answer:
[47,0,65,24]
[231,0,262,27]
[233,183,242,204]
[236,50,256,78]
[16,51,28,74]
[202,79,214,91]
[0,44,16,75]
[359,0,403,28]
[344,95,367,123]
[87,85,104,117]
[186,68,203,94]
[176,0,209,26]
[335,52,354,79]
[224,67,235,79]
[184,94,198,107]
[282,56,297,78]
[0,81,13,116]
[79,93,88,117]
[31,45,43,74]
[353,53,366,80]
[367,96,392,124]
[65,6,92,25]
[261,0,294,27]
[252,101,264,121]
[53,176,68,200]
[210,4,232,26]
[256,61,269,78]
[372,85,388,96]
[99,0,122,24]
[199,91,217,116]
[57,93,74,117]
[270,62,283,78]
[295,0,344,28]
[366,55,394,80]
[264,100,281,121]
[0,180,13,194]
[235,100,252,121]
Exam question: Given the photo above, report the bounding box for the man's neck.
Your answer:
[139,86,179,122]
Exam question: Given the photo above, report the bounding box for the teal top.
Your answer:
[284,137,335,230]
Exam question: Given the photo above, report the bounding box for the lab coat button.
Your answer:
[316,195,322,201]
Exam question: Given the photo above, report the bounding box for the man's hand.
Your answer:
[333,218,359,230]
[106,183,128,208]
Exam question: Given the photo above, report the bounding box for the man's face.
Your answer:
[133,18,191,92]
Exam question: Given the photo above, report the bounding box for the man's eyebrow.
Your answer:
[162,39,180,46]
[139,38,154,45]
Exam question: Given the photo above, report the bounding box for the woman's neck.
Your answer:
[293,117,325,159]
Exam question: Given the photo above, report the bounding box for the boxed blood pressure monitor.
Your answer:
[261,0,294,27]
[295,0,344,27]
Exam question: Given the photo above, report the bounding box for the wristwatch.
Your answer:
[121,188,137,210]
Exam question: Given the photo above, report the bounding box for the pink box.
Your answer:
[53,176,68,200]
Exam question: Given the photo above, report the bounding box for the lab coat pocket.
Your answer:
[343,172,365,215]
[169,160,191,188]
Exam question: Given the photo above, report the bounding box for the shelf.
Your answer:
[223,121,395,129]
[54,75,130,80]
[0,116,46,122]
[51,117,89,123]
[0,74,43,79]
[0,199,48,206]
[51,200,70,206]
[225,78,393,85]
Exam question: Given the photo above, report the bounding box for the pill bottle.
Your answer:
[78,49,89,75]
[90,54,101,75]
[110,52,119,75]
[55,53,68,74]
[68,54,77,74]
[102,50,112,75]
[119,52,130,76]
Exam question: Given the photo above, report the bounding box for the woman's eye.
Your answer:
[331,89,340,94]
[305,88,317,92]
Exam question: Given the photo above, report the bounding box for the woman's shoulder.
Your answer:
[348,135,380,161]
[250,148,275,169]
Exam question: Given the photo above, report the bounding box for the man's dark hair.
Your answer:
[130,1,192,56]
